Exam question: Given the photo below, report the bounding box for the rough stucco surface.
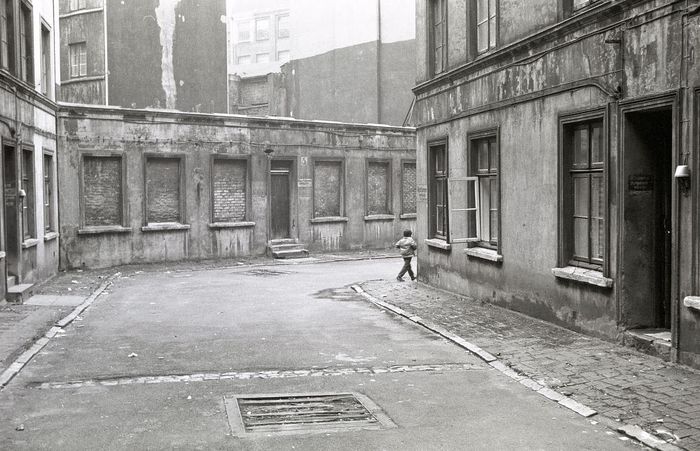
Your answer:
[57,107,416,269]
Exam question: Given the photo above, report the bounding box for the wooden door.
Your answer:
[270,170,290,239]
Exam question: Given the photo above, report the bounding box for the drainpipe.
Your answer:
[103,0,109,105]
[376,0,382,124]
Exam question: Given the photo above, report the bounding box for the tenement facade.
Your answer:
[0,0,59,301]
[57,105,416,269]
[414,0,700,367]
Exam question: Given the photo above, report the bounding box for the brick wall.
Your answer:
[402,162,416,214]
[212,159,246,222]
[146,158,181,223]
[367,161,389,215]
[83,156,122,226]
[240,78,269,106]
[314,161,341,217]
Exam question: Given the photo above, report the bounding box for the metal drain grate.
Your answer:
[225,392,396,436]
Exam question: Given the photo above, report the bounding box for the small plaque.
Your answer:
[298,178,312,188]
[417,186,428,201]
[629,175,654,192]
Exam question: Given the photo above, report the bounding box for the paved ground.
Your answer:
[360,279,700,450]
[0,257,638,450]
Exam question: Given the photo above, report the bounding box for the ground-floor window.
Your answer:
[469,132,499,248]
[145,156,183,224]
[561,115,605,269]
[401,160,416,215]
[82,154,124,227]
[366,160,391,215]
[21,147,34,239]
[43,152,54,232]
[211,158,247,223]
[313,160,343,218]
[428,140,448,240]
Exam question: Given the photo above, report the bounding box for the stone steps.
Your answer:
[267,240,309,259]
[623,329,672,361]
[7,283,35,304]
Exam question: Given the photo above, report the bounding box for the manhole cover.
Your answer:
[225,392,396,436]
[241,269,290,277]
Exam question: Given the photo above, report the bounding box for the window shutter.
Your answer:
[449,177,479,243]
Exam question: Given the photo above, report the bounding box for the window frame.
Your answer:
[79,152,128,230]
[20,145,34,240]
[428,0,447,76]
[276,14,289,40]
[365,158,392,216]
[237,20,251,43]
[69,0,86,11]
[18,0,32,84]
[558,109,608,273]
[40,22,50,96]
[143,154,187,226]
[312,158,345,219]
[69,41,87,78]
[0,0,15,74]
[428,138,449,241]
[42,150,54,233]
[474,0,498,55]
[255,53,269,64]
[210,155,251,224]
[400,159,417,216]
[255,16,270,41]
[467,127,501,250]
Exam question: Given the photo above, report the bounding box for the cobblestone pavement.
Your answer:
[360,279,700,450]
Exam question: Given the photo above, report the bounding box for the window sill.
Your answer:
[364,214,395,221]
[78,226,132,235]
[21,238,38,249]
[465,247,503,263]
[0,251,5,259]
[310,216,349,224]
[141,223,191,232]
[208,221,255,229]
[44,232,59,242]
[552,266,613,288]
[400,213,417,220]
[425,238,451,251]
[683,296,700,312]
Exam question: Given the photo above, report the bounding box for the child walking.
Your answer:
[395,229,417,281]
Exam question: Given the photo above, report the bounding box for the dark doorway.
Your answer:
[3,144,18,281]
[270,160,292,240]
[621,108,673,329]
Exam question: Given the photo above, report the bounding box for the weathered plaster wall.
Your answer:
[414,1,699,356]
[57,106,416,269]
[59,9,106,105]
[107,0,226,112]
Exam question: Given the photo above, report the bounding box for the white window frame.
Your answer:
[69,42,87,78]
[449,177,479,243]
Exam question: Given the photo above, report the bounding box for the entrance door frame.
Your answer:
[618,92,680,355]
[267,157,297,242]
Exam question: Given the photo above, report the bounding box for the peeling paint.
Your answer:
[155,0,182,110]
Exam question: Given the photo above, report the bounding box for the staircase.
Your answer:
[6,275,34,304]
[267,239,309,259]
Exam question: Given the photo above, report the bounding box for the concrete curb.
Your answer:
[0,272,120,390]
[350,284,684,451]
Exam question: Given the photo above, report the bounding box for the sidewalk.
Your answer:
[359,279,700,450]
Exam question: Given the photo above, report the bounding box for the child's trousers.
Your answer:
[398,257,415,280]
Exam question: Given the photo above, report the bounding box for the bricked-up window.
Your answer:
[429,0,446,75]
[19,1,32,83]
[429,141,448,240]
[82,156,123,227]
[43,154,54,232]
[563,118,605,269]
[314,161,342,218]
[402,161,417,215]
[69,42,87,78]
[476,0,497,54]
[41,25,51,96]
[0,0,15,73]
[21,148,34,239]
[146,157,182,223]
[212,159,247,223]
[366,161,391,216]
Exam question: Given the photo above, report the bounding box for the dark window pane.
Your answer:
[573,125,589,167]
[591,122,603,165]
[478,140,489,171]
[489,139,498,172]
[573,175,589,217]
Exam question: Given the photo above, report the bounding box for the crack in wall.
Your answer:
[155,0,182,110]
